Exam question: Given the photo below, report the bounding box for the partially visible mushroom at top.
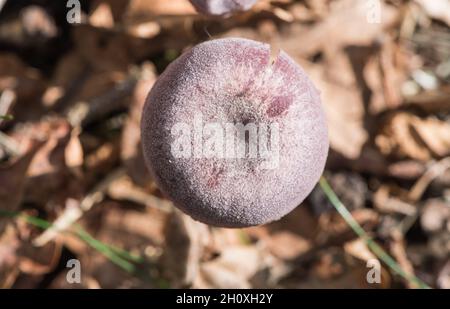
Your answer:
[189,0,258,16]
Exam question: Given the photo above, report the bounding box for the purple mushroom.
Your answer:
[141,38,329,227]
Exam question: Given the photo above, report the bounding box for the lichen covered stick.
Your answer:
[189,0,258,16]
[141,38,329,228]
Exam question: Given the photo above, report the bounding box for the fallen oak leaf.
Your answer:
[161,210,209,288]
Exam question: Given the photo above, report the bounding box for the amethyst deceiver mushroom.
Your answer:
[141,38,329,228]
[189,0,258,16]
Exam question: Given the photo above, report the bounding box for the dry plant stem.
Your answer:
[319,176,431,289]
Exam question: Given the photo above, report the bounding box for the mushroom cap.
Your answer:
[141,38,329,228]
[189,0,258,16]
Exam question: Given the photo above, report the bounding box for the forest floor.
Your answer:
[0,0,449,289]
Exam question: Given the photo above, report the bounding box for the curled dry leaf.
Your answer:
[265,231,311,260]
[376,112,450,161]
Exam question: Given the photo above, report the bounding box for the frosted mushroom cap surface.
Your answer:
[141,38,329,228]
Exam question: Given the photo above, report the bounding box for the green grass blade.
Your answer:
[319,176,431,289]
[74,227,136,273]
[0,114,13,121]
